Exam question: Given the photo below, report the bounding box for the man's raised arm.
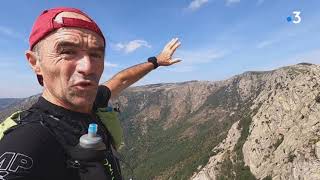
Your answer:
[103,37,182,99]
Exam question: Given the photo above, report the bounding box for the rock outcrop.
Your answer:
[191,64,320,180]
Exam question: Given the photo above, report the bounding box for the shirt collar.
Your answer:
[31,96,94,122]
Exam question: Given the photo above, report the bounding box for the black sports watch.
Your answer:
[147,56,159,69]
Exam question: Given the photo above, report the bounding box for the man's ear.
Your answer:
[25,50,42,75]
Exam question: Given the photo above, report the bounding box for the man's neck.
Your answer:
[42,90,92,114]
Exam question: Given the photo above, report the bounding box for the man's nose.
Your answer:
[76,54,95,76]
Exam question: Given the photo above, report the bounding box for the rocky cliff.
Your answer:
[191,63,320,180]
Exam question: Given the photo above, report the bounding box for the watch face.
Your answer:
[148,57,158,69]
[148,57,157,62]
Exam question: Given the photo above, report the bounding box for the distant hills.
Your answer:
[0,98,22,111]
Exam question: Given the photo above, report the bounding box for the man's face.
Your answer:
[37,27,105,111]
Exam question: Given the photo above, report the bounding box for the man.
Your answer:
[0,7,181,180]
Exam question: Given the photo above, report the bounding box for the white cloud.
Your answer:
[256,13,320,51]
[226,0,240,5]
[167,48,226,73]
[114,40,151,53]
[257,39,278,49]
[255,17,318,49]
[104,62,119,68]
[255,16,319,49]
[176,49,226,65]
[187,0,209,11]
[0,26,23,39]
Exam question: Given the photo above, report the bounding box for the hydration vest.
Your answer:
[0,107,124,150]
[0,106,124,180]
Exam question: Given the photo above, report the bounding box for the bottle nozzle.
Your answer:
[88,123,98,137]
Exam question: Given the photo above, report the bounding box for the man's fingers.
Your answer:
[170,42,181,55]
[168,42,181,57]
[170,58,182,64]
[170,38,179,49]
[165,38,179,50]
[164,38,175,49]
[160,38,182,63]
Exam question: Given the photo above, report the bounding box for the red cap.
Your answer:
[29,7,105,50]
[29,7,105,86]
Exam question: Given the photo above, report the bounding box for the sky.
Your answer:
[0,0,319,98]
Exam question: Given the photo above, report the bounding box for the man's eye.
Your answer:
[61,50,76,55]
[90,53,103,59]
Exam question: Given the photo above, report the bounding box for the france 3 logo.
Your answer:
[287,11,301,24]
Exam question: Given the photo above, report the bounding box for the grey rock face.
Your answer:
[316,141,320,159]
[243,64,320,180]
[192,64,320,180]
[191,120,241,180]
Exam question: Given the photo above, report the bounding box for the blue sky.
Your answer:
[0,0,319,98]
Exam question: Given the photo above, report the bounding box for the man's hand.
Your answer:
[156,38,182,66]
[104,37,182,99]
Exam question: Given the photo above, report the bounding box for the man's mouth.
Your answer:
[73,81,96,89]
